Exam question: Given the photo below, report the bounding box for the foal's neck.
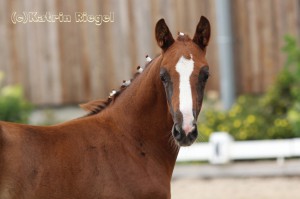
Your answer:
[107,55,178,173]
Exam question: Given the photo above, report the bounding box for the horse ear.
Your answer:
[193,16,211,51]
[155,18,174,51]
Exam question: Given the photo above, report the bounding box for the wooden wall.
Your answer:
[0,0,299,105]
[232,0,300,93]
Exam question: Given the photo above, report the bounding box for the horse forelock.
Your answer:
[80,56,158,117]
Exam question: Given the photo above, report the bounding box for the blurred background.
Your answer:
[0,0,300,198]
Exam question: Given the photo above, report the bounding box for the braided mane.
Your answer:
[80,57,155,117]
[80,33,191,117]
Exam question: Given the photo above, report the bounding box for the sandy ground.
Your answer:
[171,177,300,199]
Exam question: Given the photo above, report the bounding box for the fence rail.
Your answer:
[0,0,299,105]
[177,132,300,164]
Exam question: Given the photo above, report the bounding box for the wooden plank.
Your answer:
[243,0,253,93]
[175,0,185,31]
[14,1,31,101]
[260,0,273,92]
[268,0,279,90]
[75,0,88,101]
[116,0,132,80]
[247,0,260,93]
[241,0,251,93]
[56,0,84,104]
[256,0,265,93]
[71,1,85,103]
[232,0,245,93]
[23,0,42,104]
[7,0,21,86]
[287,0,298,36]
[37,0,55,105]
[109,0,132,86]
[0,0,12,86]
[101,0,117,92]
[131,0,153,66]
[186,0,198,36]
[273,0,285,74]
[126,0,139,75]
[44,0,62,105]
[78,0,95,101]
[205,0,220,93]
[57,0,71,104]
[150,0,162,55]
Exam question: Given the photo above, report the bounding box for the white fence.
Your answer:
[177,132,300,164]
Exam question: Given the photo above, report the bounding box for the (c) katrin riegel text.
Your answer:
[11,12,114,25]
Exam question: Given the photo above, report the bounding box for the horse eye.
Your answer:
[203,71,210,81]
[199,66,210,82]
[160,74,167,82]
[160,68,170,84]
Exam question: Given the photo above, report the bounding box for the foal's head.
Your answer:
[155,16,210,146]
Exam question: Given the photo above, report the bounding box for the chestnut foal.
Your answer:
[0,16,210,199]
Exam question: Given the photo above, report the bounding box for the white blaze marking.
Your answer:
[175,56,195,134]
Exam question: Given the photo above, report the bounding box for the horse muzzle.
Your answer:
[172,123,198,146]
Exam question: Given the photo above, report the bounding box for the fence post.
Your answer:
[209,132,233,164]
[215,0,236,110]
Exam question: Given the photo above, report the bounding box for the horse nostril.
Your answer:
[172,124,182,140]
[189,125,198,140]
[172,124,197,146]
